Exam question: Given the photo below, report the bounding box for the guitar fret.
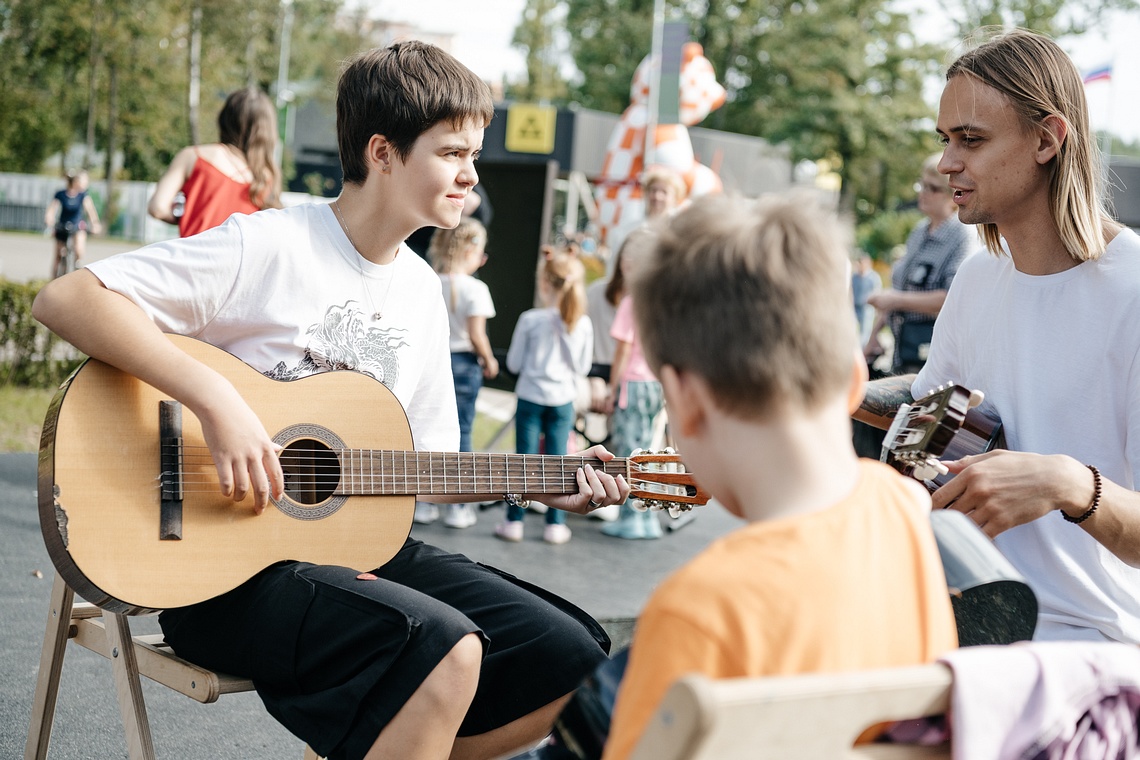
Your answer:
[337,448,645,499]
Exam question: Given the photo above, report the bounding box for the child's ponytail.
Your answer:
[541,246,587,330]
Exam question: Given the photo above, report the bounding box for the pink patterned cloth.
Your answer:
[941,641,1140,760]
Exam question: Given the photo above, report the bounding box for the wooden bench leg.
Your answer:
[24,574,73,760]
[104,609,157,760]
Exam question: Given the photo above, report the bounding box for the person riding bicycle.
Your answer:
[44,169,102,278]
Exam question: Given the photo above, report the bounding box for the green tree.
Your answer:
[562,0,940,221]
[937,0,1138,39]
[0,0,364,191]
[509,0,571,102]
[564,0,654,113]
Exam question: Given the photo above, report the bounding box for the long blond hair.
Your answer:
[947,28,1109,261]
[540,245,587,330]
[428,218,487,311]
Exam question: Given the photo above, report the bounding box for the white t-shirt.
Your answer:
[506,308,593,407]
[87,202,459,453]
[915,228,1140,644]
[586,279,617,365]
[438,273,495,354]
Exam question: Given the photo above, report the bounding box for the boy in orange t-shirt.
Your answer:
[602,194,958,760]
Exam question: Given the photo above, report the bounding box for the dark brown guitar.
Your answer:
[881,383,1005,491]
[881,384,1035,646]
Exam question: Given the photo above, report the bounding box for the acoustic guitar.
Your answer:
[880,383,1036,646]
[880,383,1005,491]
[39,335,709,614]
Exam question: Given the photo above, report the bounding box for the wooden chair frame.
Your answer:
[25,573,320,760]
[631,664,953,760]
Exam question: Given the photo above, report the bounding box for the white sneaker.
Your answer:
[413,502,439,525]
[444,503,477,529]
[543,523,572,545]
[494,520,524,542]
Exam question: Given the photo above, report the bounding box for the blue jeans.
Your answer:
[451,352,483,453]
[509,398,575,524]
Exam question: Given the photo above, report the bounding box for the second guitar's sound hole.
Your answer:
[281,439,340,505]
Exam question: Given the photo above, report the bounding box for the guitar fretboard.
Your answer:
[336,451,630,496]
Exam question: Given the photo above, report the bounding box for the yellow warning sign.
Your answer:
[505,104,556,154]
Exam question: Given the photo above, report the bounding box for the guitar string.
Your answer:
[172,446,673,471]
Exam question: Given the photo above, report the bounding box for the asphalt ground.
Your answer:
[0,227,741,757]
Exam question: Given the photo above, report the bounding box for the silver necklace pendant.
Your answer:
[372,312,383,321]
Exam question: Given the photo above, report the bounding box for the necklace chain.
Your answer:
[334,199,396,321]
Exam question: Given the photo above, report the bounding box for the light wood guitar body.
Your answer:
[39,336,706,614]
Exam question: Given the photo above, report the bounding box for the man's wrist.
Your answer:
[1060,463,1101,524]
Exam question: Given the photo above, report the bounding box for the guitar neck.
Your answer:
[336,451,630,497]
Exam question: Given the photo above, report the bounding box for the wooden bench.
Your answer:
[630,664,953,760]
[25,573,321,760]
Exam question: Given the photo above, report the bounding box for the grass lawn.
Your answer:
[0,384,516,454]
[0,385,56,452]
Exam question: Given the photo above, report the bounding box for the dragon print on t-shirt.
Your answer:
[265,301,408,388]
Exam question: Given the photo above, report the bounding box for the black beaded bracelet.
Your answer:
[1062,464,1101,524]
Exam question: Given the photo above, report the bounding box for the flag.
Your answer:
[1083,64,1113,85]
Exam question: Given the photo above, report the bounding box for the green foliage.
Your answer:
[0,0,367,185]
[0,279,84,387]
[565,0,654,113]
[939,0,1138,40]
[509,0,572,103]
[856,207,922,261]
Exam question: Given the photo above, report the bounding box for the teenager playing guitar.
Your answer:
[34,42,630,760]
[856,29,1140,646]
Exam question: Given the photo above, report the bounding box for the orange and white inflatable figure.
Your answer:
[595,42,727,248]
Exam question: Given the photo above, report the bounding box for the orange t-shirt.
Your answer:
[602,459,958,760]
[178,157,260,238]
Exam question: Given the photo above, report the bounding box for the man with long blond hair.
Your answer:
[857,28,1140,645]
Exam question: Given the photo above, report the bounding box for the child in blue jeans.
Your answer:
[415,217,499,529]
[498,246,593,544]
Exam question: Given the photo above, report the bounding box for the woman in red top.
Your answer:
[148,88,282,237]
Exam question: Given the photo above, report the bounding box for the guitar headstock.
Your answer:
[626,448,710,514]
[882,383,980,481]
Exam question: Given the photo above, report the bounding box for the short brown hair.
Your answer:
[336,40,494,185]
[632,194,855,419]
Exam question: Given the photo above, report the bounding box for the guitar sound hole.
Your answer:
[281,439,341,505]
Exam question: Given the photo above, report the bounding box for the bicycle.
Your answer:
[51,222,79,279]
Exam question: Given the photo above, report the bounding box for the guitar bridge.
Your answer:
[159,400,184,541]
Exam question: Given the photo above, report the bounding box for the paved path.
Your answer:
[0,228,739,757]
[0,447,736,758]
[0,230,137,283]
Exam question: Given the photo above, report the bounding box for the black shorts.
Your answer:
[159,538,609,760]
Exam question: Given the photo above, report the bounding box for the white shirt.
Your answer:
[87,202,459,453]
[438,273,495,353]
[915,228,1140,644]
[506,308,593,407]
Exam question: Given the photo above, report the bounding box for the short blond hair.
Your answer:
[633,194,855,419]
[641,167,687,199]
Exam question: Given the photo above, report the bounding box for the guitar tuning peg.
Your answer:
[662,447,676,455]
[968,389,985,409]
